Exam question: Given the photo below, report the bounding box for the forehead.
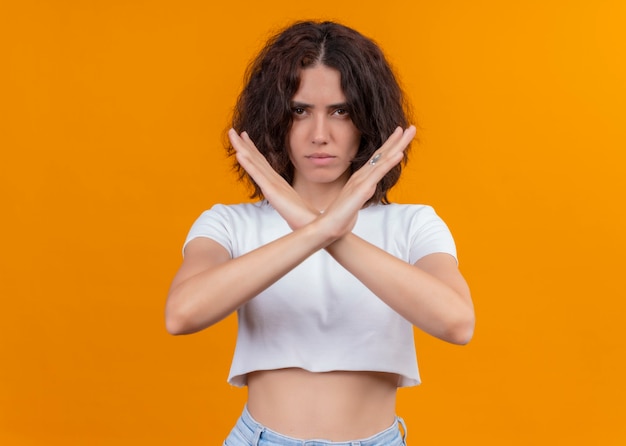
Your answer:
[292,64,346,103]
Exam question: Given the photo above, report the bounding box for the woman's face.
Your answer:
[287,64,361,192]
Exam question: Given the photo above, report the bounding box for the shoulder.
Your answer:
[194,201,275,222]
[183,201,276,255]
[361,203,457,263]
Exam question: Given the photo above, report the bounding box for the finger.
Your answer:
[380,127,414,162]
[364,127,410,168]
[398,125,417,148]
[240,131,255,146]
[228,128,247,152]
[383,125,416,155]
[229,129,259,156]
[377,126,404,152]
[369,125,415,161]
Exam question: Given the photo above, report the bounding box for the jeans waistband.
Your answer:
[233,405,407,445]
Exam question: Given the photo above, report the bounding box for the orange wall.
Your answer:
[1,1,625,444]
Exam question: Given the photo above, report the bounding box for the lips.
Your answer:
[306,152,335,159]
[305,153,336,166]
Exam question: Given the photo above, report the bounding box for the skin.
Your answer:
[165,64,475,440]
[287,65,361,211]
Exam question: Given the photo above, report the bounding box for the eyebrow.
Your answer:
[290,101,350,110]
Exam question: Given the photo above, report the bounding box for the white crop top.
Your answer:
[183,201,457,387]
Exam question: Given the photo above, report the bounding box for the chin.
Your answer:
[311,174,346,185]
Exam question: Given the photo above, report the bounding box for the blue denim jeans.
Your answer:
[223,406,408,446]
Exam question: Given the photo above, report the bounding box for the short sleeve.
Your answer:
[408,206,457,264]
[182,205,233,257]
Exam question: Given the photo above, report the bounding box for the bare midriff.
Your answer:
[246,368,399,441]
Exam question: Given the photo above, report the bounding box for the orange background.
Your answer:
[1,0,625,444]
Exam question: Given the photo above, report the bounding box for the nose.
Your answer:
[311,115,329,145]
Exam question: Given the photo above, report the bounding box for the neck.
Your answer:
[293,180,346,213]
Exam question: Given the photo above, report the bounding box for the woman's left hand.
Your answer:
[317,126,416,239]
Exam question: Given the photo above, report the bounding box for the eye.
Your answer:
[333,108,350,118]
[292,107,306,115]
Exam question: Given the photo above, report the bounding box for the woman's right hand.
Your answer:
[228,129,319,230]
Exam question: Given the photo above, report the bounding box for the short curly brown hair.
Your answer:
[228,20,413,205]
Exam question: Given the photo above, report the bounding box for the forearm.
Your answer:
[325,234,474,344]
[166,220,335,335]
[270,200,475,344]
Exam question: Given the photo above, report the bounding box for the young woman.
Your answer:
[166,21,474,445]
